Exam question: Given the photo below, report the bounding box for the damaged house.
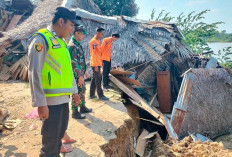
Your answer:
[1,0,232,156]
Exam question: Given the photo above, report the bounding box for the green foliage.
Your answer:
[93,0,139,17]
[207,30,232,42]
[218,46,232,66]
[150,9,224,54]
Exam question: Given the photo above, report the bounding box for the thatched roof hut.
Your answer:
[0,0,194,83]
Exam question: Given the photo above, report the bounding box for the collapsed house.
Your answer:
[0,0,232,155]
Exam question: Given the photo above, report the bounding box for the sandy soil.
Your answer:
[0,81,131,157]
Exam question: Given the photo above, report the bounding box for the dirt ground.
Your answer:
[0,81,131,157]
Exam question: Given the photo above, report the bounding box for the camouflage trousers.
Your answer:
[72,83,86,111]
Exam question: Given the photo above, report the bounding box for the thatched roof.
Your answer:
[177,69,232,138]
[0,0,194,81]
[63,0,101,14]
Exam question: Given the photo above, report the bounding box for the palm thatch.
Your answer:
[0,0,194,82]
[175,68,232,139]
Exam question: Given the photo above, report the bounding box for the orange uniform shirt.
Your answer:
[89,36,102,67]
[101,37,112,62]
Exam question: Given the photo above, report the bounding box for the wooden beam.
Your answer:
[109,74,164,125]
[5,15,22,31]
[116,76,141,86]
[131,85,155,89]
[110,69,134,75]
[3,43,21,58]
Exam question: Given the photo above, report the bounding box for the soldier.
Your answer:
[28,7,80,156]
[101,33,120,91]
[68,25,92,119]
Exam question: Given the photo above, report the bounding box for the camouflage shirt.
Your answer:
[68,37,86,79]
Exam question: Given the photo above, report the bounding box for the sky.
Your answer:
[135,0,232,33]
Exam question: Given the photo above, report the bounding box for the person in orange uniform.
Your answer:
[89,26,109,100]
[101,34,120,91]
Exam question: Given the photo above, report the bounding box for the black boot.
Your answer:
[72,110,86,119]
[80,106,92,113]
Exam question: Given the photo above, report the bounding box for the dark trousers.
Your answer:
[103,60,111,87]
[90,66,103,98]
[40,103,69,157]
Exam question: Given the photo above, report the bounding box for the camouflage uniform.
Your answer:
[68,37,87,111]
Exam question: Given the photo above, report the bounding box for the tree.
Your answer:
[93,0,139,17]
[150,10,223,54]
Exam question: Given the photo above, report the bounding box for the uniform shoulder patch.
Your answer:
[34,43,44,53]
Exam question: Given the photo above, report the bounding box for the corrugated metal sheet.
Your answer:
[170,72,195,135]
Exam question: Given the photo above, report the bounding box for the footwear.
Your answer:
[80,106,92,113]
[103,87,109,92]
[90,95,97,99]
[60,144,73,153]
[99,95,109,101]
[72,110,86,119]
[62,139,76,144]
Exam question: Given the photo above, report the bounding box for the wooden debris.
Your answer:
[9,55,29,80]
[110,69,134,75]
[5,15,22,31]
[157,71,172,113]
[135,129,149,157]
[0,65,11,81]
[109,74,165,125]
[116,76,141,86]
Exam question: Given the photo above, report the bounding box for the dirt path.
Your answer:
[0,81,131,157]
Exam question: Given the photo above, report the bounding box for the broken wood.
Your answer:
[136,117,163,126]
[3,43,21,58]
[131,85,155,89]
[116,76,141,86]
[110,69,134,75]
[0,65,11,81]
[109,74,164,125]
[5,15,22,31]
[135,129,149,157]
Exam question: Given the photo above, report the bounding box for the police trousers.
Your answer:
[40,103,69,157]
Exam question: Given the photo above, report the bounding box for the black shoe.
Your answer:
[90,95,97,99]
[99,95,109,101]
[80,106,92,113]
[72,110,86,119]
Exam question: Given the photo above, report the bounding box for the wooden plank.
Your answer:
[157,71,172,113]
[0,48,6,56]
[5,15,22,31]
[3,43,21,58]
[110,69,134,75]
[131,85,155,89]
[116,76,141,86]
[135,129,149,157]
[150,93,159,108]
[109,74,164,125]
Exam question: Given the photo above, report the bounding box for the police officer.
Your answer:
[28,7,80,156]
[68,25,92,119]
[89,26,109,100]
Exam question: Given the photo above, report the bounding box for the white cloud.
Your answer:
[186,0,211,6]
